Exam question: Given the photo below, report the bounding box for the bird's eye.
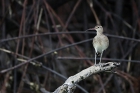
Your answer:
[98,27,99,28]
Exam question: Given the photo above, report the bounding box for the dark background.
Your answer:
[0,0,140,93]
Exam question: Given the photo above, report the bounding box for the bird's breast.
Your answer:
[93,35,109,53]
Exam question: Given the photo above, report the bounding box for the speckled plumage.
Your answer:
[93,33,109,54]
[92,25,109,64]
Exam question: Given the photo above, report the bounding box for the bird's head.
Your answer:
[94,25,103,33]
[88,25,103,34]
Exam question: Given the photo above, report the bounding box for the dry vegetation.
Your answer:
[0,0,140,93]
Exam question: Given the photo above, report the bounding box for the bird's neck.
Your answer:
[97,32,103,36]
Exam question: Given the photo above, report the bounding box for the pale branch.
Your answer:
[53,62,120,93]
[0,48,120,93]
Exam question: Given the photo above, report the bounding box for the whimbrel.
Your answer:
[88,25,109,64]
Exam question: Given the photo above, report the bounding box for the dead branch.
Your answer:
[53,62,120,93]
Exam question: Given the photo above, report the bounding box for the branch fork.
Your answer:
[53,62,120,93]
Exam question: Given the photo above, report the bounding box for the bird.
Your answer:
[88,25,109,64]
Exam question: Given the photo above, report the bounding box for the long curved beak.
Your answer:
[88,28,95,30]
[85,28,95,32]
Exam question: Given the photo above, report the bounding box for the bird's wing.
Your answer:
[102,35,109,48]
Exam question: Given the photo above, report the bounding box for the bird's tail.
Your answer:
[96,52,101,56]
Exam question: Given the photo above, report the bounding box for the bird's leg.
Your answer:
[95,52,96,64]
[99,51,103,63]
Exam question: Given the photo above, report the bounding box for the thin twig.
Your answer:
[1,31,140,43]
[57,57,140,63]
[0,38,92,73]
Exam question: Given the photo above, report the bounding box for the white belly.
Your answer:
[94,42,108,53]
[93,35,109,53]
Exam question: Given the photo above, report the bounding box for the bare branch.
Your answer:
[53,62,120,93]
